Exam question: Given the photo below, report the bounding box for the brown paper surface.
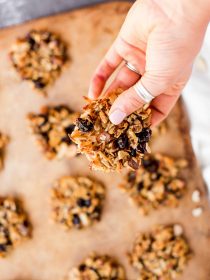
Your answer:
[0,2,210,280]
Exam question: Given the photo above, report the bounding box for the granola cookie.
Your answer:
[0,197,31,257]
[51,176,105,229]
[10,30,68,93]
[0,132,9,171]
[28,105,79,160]
[129,225,191,280]
[71,89,152,172]
[68,253,126,280]
[119,153,187,215]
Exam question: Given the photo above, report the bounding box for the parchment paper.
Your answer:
[0,2,210,280]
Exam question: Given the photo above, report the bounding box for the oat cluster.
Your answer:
[28,105,79,160]
[120,153,187,215]
[71,89,152,172]
[68,253,126,280]
[10,30,68,93]
[0,197,31,257]
[129,225,191,280]
[51,176,105,229]
[0,132,8,171]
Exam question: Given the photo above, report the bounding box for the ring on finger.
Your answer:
[134,81,154,103]
[125,61,141,75]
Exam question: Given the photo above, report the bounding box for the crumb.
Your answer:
[191,189,201,203]
[192,207,203,217]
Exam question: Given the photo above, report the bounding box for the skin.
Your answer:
[88,0,210,125]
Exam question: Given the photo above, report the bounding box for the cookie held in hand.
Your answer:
[71,89,152,172]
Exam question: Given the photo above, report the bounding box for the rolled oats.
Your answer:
[119,153,187,215]
[28,105,79,160]
[0,132,9,171]
[71,89,152,172]
[0,197,31,258]
[51,176,105,230]
[68,253,126,280]
[129,225,191,280]
[10,30,68,94]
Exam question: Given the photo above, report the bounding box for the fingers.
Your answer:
[150,93,180,126]
[109,81,145,125]
[104,64,141,95]
[88,39,123,99]
[109,78,181,125]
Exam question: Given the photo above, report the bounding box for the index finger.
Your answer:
[88,38,123,99]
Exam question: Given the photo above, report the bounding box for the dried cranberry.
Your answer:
[38,114,48,127]
[117,134,128,149]
[77,198,91,208]
[142,158,159,173]
[137,142,147,153]
[76,118,93,132]
[41,132,49,141]
[0,244,6,252]
[72,214,80,225]
[65,124,75,134]
[79,264,86,271]
[128,171,136,182]
[93,206,102,218]
[137,182,144,191]
[27,36,37,50]
[130,148,137,157]
[137,128,152,143]
[34,78,45,89]
[61,136,71,144]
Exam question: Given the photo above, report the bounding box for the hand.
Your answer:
[88,0,210,125]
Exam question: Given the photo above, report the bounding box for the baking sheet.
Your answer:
[0,2,210,280]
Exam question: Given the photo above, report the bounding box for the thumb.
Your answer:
[109,73,167,125]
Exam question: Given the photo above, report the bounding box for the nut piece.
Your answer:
[68,253,126,280]
[71,89,152,172]
[28,105,79,160]
[119,153,187,215]
[51,176,105,230]
[129,225,191,279]
[0,132,9,171]
[0,197,31,258]
[10,30,68,93]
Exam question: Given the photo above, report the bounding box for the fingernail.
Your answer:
[109,109,126,125]
[88,87,94,99]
